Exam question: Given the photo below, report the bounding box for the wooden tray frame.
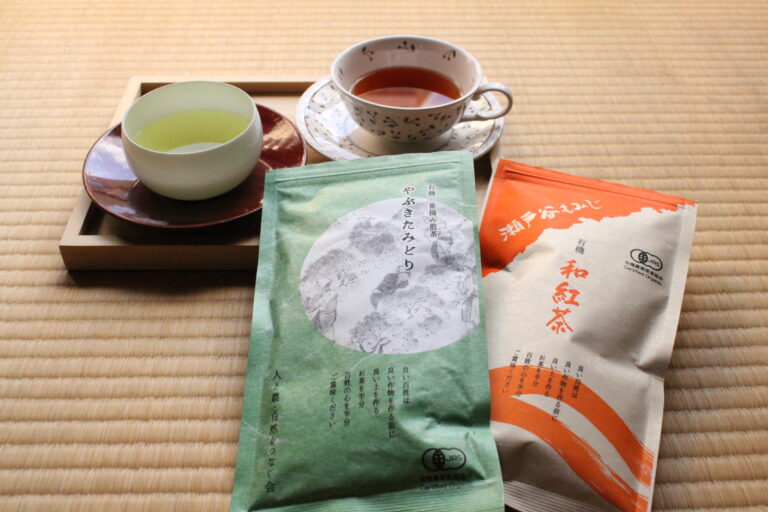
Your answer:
[59,77,502,270]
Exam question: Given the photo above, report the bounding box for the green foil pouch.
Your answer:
[231,151,503,511]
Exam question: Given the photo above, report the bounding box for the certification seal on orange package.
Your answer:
[480,160,697,512]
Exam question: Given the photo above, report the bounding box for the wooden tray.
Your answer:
[59,77,501,270]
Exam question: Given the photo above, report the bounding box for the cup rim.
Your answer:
[122,80,258,156]
[330,35,483,112]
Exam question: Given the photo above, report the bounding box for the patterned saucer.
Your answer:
[295,77,504,161]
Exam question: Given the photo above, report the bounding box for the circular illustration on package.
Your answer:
[299,196,479,354]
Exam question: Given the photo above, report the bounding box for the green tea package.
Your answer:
[231,151,504,511]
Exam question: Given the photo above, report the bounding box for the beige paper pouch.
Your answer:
[479,160,696,512]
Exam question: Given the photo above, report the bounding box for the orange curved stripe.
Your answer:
[490,366,654,487]
[491,391,649,512]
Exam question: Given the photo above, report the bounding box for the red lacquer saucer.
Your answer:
[83,104,307,229]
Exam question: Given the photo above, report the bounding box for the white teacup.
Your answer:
[122,81,262,201]
[331,35,513,143]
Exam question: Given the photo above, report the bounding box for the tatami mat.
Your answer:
[0,0,766,510]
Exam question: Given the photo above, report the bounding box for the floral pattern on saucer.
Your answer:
[296,77,504,161]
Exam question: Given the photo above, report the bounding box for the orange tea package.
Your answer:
[479,160,697,512]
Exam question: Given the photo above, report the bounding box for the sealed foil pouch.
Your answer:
[231,151,504,511]
[479,160,697,512]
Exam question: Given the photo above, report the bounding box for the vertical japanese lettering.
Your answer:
[265,369,283,493]
[546,260,589,334]
[428,184,438,239]
[401,186,416,271]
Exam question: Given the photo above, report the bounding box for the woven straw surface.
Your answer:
[0,0,766,510]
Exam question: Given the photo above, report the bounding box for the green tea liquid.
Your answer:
[133,109,250,153]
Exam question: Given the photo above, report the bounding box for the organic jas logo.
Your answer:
[422,448,466,471]
[630,249,663,271]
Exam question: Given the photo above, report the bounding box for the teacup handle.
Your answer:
[460,83,513,122]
